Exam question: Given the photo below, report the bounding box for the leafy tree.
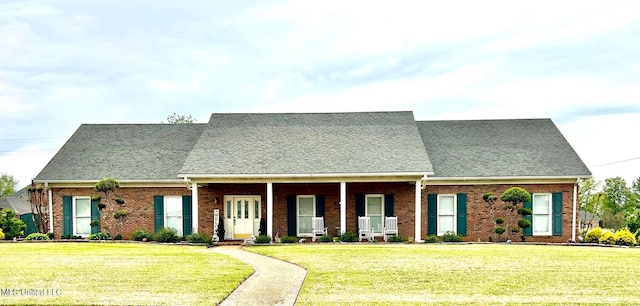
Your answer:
[94,178,123,237]
[500,187,531,241]
[0,173,17,198]
[0,208,26,239]
[602,177,636,219]
[165,113,195,124]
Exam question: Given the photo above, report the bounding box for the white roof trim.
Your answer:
[179,172,433,179]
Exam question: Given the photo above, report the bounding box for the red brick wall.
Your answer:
[424,183,576,243]
[50,182,576,243]
[50,187,191,239]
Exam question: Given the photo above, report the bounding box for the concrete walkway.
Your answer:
[210,246,307,306]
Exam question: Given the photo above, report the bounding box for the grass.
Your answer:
[248,244,640,305]
[1,243,252,305]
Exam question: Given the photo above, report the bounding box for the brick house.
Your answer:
[34,111,591,242]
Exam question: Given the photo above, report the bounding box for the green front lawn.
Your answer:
[1,243,252,305]
[248,244,640,305]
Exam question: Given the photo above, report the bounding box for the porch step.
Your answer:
[214,240,244,246]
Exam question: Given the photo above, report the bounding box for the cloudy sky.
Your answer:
[1,1,639,189]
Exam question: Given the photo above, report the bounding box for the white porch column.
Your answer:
[340,182,346,234]
[267,182,273,238]
[47,183,53,234]
[415,180,422,242]
[572,181,578,242]
[191,182,199,234]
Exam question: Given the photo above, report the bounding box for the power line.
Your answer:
[592,156,640,167]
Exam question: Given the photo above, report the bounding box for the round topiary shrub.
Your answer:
[613,228,636,246]
[584,227,603,243]
[130,228,154,241]
[25,233,50,240]
[495,227,506,235]
[598,230,615,245]
[154,227,180,243]
[495,217,505,225]
[518,218,531,229]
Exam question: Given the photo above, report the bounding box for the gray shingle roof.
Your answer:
[35,124,206,181]
[0,196,32,215]
[179,111,433,175]
[416,119,591,178]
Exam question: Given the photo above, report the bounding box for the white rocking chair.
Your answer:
[312,217,327,242]
[358,216,372,242]
[383,216,398,242]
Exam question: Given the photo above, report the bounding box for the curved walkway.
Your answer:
[210,246,307,306]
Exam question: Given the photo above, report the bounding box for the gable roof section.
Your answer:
[0,196,33,215]
[35,124,206,182]
[179,111,433,177]
[416,119,591,178]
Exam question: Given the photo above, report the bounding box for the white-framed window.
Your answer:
[297,195,315,236]
[532,193,552,236]
[366,194,384,234]
[437,194,457,236]
[164,196,183,236]
[73,196,91,237]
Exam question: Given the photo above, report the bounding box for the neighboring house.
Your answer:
[0,187,39,236]
[34,111,591,242]
[578,211,600,233]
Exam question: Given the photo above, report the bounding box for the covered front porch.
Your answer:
[187,177,427,241]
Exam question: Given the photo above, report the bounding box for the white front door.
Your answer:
[224,196,261,239]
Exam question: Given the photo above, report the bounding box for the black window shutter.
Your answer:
[287,195,296,236]
[427,194,437,235]
[316,195,325,217]
[384,194,394,217]
[355,194,365,233]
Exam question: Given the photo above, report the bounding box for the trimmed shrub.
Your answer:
[186,233,211,243]
[339,231,358,242]
[130,229,154,241]
[598,230,615,245]
[613,228,636,246]
[517,218,531,229]
[114,197,126,205]
[388,235,404,242]
[254,235,271,244]
[89,232,111,240]
[114,234,123,240]
[25,233,50,240]
[319,234,333,242]
[0,208,27,239]
[443,231,463,242]
[495,227,506,235]
[424,235,439,243]
[511,227,520,233]
[47,232,55,239]
[280,235,297,243]
[584,227,603,243]
[113,210,129,219]
[0,229,4,240]
[154,227,180,243]
[495,217,505,225]
[517,208,533,216]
